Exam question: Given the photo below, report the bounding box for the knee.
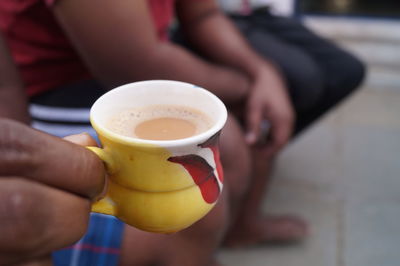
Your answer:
[329,52,367,98]
[220,114,251,202]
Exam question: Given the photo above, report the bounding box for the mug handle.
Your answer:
[86,146,117,216]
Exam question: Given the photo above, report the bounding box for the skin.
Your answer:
[0,120,105,265]
[0,35,29,123]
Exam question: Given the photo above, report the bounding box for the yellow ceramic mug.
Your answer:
[88,80,227,233]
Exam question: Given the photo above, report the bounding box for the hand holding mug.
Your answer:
[0,119,105,265]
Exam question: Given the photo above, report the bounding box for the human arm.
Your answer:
[50,0,249,104]
[176,0,294,154]
[0,33,30,123]
[0,119,105,265]
[176,0,268,82]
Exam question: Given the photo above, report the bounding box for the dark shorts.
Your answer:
[172,10,366,134]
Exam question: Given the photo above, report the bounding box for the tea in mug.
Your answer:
[107,104,213,141]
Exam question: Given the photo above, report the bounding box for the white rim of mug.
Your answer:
[90,80,228,148]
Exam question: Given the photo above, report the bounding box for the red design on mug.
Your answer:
[168,132,223,204]
[168,155,220,204]
[199,132,223,183]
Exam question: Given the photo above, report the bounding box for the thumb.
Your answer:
[64,133,107,201]
[64,133,98,147]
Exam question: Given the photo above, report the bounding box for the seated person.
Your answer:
[171,0,365,246]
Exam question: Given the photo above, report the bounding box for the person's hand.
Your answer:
[0,119,105,265]
[245,64,294,157]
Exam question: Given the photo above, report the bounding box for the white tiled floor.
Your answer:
[218,79,400,265]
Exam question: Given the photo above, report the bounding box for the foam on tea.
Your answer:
[107,105,213,141]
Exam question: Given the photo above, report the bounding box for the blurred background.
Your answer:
[219,0,400,265]
[301,0,399,18]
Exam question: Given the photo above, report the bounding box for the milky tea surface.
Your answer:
[107,105,213,141]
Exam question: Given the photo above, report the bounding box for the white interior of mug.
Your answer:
[90,80,228,147]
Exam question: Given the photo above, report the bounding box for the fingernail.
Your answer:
[92,173,109,202]
[245,133,256,143]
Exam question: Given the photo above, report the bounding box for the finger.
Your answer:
[245,102,262,145]
[0,177,90,265]
[254,119,270,147]
[0,119,105,200]
[64,132,98,147]
[7,255,53,266]
[265,116,293,156]
[64,133,109,202]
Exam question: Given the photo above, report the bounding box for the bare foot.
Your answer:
[223,215,308,248]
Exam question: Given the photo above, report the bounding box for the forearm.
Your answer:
[151,45,249,103]
[88,42,250,104]
[179,8,268,81]
[52,0,249,104]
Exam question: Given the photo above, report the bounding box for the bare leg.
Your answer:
[219,115,252,221]
[224,148,308,248]
[118,114,250,266]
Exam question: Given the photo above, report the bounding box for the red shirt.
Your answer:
[0,0,175,96]
[148,0,175,41]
